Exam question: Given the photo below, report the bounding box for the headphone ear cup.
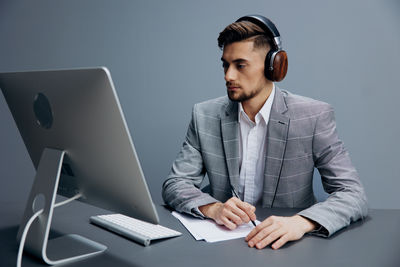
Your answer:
[272,50,288,82]
[264,50,288,82]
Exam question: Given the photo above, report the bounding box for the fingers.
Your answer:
[218,207,243,228]
[227,198,256,223]
[233,198,256,221]
[220,216,238,230]
[246,215,307,250]
[271,234,290,250]
[246,221,279,247]
[253,228,287,249]
[245,217,273,241]
[214,197,257,229]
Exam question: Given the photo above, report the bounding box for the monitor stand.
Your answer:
[17,148,107,265]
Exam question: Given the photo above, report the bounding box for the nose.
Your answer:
[224,65,236,82]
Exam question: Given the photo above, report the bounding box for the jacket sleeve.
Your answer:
[297,104,368,237]
[162,104,219,217]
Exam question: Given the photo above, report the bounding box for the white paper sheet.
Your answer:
[172,211,260,243]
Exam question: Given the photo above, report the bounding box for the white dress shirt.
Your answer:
[238,85,275,205]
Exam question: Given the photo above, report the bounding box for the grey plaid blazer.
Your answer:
[162,87,368,236]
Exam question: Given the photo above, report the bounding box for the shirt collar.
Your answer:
[238,83,276,124]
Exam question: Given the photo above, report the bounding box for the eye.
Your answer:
[237,64,245,69]
[222,62,228,69]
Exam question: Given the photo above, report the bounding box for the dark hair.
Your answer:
[217,21,272,50]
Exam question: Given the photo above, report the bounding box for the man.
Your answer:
[162,15,368,250]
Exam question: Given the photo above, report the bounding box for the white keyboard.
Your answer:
[90,214,182,246]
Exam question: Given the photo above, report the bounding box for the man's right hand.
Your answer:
[198,197,256,230]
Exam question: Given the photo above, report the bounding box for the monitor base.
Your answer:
[44,234,106,265]
[17,148,106,265]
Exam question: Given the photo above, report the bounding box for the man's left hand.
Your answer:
[245,215,316,250]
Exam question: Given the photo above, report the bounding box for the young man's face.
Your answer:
[221,40,270,103]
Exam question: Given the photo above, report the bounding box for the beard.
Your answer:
[226,83,261,103]
[227,89,258,102]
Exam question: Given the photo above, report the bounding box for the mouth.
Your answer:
[227,86,240,91]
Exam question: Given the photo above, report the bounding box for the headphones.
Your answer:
[236,15,288,82]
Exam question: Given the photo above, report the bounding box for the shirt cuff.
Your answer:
[308,224,330,237]
[191,207,206,218]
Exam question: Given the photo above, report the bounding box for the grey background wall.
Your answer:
[0,0,399,220]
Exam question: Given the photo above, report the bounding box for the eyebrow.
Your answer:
[220,57,249,64]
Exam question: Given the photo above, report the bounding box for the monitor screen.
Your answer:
[0,67,159,224]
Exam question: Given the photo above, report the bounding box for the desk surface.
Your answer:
[1,201,400,267]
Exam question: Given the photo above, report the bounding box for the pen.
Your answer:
[230,185,257,227]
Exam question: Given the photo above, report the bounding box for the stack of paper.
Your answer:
[172,211,260,243]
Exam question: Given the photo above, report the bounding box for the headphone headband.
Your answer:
[236,15,282,50]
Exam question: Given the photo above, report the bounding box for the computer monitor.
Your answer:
[0,67,159,265]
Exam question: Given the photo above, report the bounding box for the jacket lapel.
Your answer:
[262,87,290,207]
[220,100,240,194]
